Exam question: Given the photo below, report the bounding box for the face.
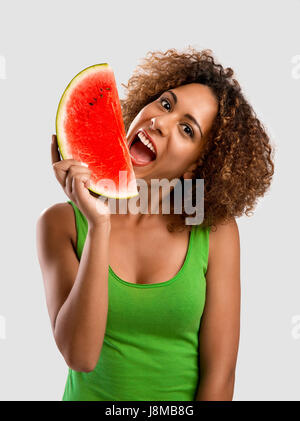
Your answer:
[127,83,218,182]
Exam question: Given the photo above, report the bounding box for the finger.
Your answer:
[68,165,92,178]
[53,159,88,187]
[66,168,91,195]
[53,158,87,172]
[65,172,73,197]
[51,134,61,165]
[96,195,111,215]
[72,173,91,202]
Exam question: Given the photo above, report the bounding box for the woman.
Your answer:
[36,47,274,401]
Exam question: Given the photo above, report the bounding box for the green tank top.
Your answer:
[62,200,210,401]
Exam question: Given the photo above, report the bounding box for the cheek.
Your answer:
[170,142,197,160]
[169,146,200,172]
[127,108,151,133]
[167,150,193,173]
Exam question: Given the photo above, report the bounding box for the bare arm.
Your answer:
[36,135,112,372]
[36,204,111,372]
[196,218,241,401]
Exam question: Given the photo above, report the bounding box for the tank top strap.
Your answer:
[67,200,88,260]
[189,223,211,276]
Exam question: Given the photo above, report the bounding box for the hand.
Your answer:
[51,134,111,227]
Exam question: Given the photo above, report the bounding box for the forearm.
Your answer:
[54,222,111,372]
[195,373,235,401]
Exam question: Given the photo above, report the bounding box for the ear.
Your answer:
[183,162,198,180]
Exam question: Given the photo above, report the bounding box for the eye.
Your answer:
[160,97,171,111]
[159,96,194,138]
[181,124,194,138]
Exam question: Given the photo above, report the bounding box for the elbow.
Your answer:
[56,337,100,373]
[65,354,98,373]
[68,363,96,374]
[196,370,236,401]
[63,345,101,373]
[54,328,103,373]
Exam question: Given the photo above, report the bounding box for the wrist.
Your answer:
[88,218,111,233]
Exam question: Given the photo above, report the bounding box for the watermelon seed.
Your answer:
[100,94,103,98]
[89,102,94,106]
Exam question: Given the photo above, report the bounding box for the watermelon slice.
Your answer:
[56,63,138,199]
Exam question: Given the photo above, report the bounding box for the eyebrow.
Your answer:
[166,90,204,138]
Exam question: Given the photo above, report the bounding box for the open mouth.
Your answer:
[129,131,157,166]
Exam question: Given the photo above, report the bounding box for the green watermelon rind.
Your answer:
[55,63,139,200]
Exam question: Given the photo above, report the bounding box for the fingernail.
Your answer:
[80,162,89,168]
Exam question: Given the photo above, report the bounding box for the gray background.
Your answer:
[0,0,299,401]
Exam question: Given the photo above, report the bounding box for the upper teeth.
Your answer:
[137,132,155,153]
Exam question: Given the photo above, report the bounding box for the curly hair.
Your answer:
[120,47,275,233]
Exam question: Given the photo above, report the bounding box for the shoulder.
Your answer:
[36,202,76,248]
[208,218,240,271]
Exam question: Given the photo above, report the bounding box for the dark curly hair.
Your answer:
[120,47,275,233]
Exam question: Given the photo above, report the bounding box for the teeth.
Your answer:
[137,132,156,154]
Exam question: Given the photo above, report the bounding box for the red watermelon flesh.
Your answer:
[56,64,138,199]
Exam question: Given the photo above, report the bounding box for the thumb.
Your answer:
[72,174,91,200]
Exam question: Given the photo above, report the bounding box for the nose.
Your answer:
[149,115,171,137]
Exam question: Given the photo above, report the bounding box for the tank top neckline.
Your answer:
[108,225,195,288]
